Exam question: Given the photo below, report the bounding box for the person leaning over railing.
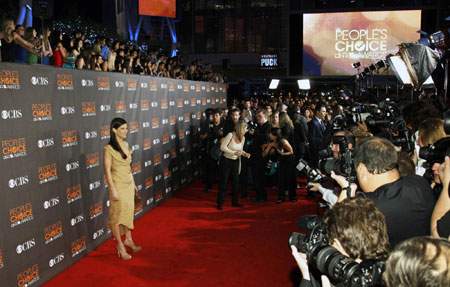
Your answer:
[0,17,40,62]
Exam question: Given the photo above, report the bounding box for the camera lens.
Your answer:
[288,232,307,252]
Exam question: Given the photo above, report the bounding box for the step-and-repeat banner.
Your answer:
[0,63,226,287]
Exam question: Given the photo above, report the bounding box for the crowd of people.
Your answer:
[200,91,449,286]
[0,17,225,83]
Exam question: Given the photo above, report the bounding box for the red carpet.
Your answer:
[45,181,317,287]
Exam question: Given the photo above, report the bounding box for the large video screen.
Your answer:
[139,0,176,18]
[303,10,421,76]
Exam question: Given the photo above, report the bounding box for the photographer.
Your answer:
[337,137,435,247]
[203,109,225,193]
[384,236,450,287]
[308,130,355,208]
[417,118,447,196]
[290,197,390,287]
[431,155,450,239]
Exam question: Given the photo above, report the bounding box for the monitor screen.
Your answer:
[302,10,421,76]
[139,0,176,18]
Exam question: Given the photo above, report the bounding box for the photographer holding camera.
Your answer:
[308,130,355,208]
[336,137,435,247]
[290,197,390,287]
[431,154,450,239]
[202,108,225,193]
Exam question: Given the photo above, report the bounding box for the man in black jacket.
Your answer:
[203,109,224,193]
[250,109,272,202]
[353,137,436,247]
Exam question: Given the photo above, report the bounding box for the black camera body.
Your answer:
[247,121,257,131]
[318,136,356,181]
[296,159,325,183]
[419,137,450,184]
[365,99,415,153]
[289,216,386,287]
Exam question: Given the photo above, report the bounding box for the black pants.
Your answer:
[278,159,297,200]
[239,157,250,196]
[217,157,240,207]
[251,158,268,201]
[205,155,219,189]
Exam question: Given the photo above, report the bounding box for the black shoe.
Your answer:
[232,203,244,208]
[289,198,298,202]
[277,199,286,204]
[204,188,211,193]
[217,205,222,210]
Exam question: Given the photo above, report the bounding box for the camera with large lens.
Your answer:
[419,137,450,183]
[296,159,325,183]
[318,135,355,181]
[365,99,415,153]
[289,215,386,287]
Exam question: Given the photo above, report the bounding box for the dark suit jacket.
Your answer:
[308,118,325,151]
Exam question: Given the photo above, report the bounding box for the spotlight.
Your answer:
[352,62,361,68]
[375,60,386,69]
[297,79,311,90]
[387,43,440,89]
[369,64,377,71]
[269,79,280,89]
[360,72,367,79]
[387,55,413,85]
[363,67,370,74]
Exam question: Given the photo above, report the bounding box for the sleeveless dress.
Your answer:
[52,49,63,67]
[0,38,15,62]
[104,145,135,235]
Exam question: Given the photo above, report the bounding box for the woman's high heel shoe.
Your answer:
[124,239,142,253]
[116,245,132,260]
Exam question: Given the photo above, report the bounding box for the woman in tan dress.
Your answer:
[104,118,141,260]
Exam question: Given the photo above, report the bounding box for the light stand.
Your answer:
[444,54,448,105]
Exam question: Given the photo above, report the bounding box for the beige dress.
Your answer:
[104,144,134,234]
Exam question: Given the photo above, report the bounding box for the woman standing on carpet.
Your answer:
[104,118,142,260]
[263,128,297,203]
[217,121,251,210]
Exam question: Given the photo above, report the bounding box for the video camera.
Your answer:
[419,110,450,183]
[317,135,356,182]
[365,99,415,153]
[289,215,386,287]
[334,104,378,131]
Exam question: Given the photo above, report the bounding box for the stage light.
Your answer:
[363,67,370,74]
[387,55,413,85]
[369,64,376,71]
[269,79,280,89]
[375,60,386,69]
[387,43,440,89]
[297,79,311,90]
[352,62,361,68]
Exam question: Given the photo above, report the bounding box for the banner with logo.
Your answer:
[0,63,227,287]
